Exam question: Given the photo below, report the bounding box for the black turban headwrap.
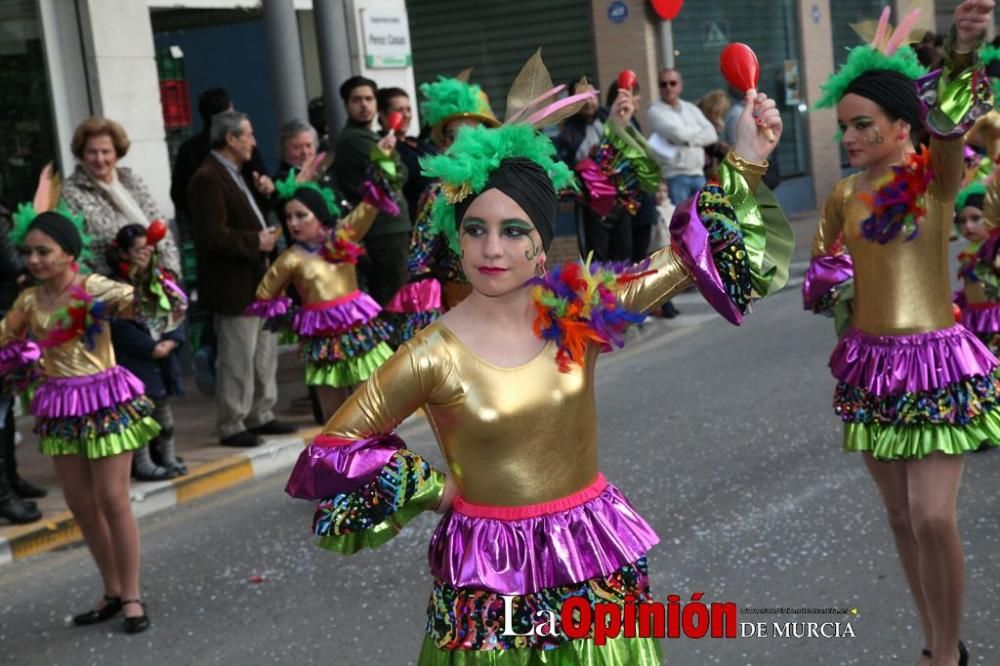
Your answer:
[289,188,335,227]
[453,157,556,251]
[961,193,985,211]
[28,212,83,259]
[844,69,922,131]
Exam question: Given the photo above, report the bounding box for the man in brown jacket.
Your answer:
[188,110,296,446]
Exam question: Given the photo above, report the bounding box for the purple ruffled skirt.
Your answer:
[830,324,1000,459]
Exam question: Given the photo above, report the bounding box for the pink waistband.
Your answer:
[453,474,608,520]
[304,291,362,310]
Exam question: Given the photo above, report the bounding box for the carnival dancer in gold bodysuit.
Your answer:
[803,3,996,664]
[245,150,398,420]
[0,182,185,634]
[285,53,792,665]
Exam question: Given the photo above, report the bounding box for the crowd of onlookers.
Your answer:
[0,65,780,523]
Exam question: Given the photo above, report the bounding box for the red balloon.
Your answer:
[387,111,405,132]
[617,69,637,92]
[649,0,684,20]
[719,43,760,93]
[146,219,167,245]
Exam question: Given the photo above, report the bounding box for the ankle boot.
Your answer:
[155,425,186,475]
[131,445,177,482]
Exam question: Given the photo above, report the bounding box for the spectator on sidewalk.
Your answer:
[273,119,334,244]
[697,90,732,180]
[106,225,187,480]
[646,68,717,207]
[332,76,411,306]
[187,110,296,447]
[0,205,42,524]
[170,87,270,234]
[61,118,181,278]
[377,86,435,218]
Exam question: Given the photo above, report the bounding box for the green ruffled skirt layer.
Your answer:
[417,635,662,666]
[304,342,393,388]
[844,412,1000,460]
[40,416,161,459]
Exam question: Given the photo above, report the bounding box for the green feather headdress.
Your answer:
[955,181,987,211]
[11,166,92,267]
[420,76,496,129]
[274,169,342,219]
[420,49,594,253]
[815,6,928,109]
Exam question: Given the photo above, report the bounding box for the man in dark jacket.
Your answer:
[333,76,411,305]
[188,111,295,447]
[0,206,43,523]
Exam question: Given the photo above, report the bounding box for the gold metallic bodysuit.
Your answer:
[0,274,135,378]
[811,139,964,335]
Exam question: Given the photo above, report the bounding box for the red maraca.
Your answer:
[617,69,637,92]
[616,70,637,118]
[146,219,167,245]
[719,43,775,142]
[387,111,406,133]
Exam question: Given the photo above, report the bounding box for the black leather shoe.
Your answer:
[73,595,122,626]
[122,599,150,634]
[249,420,298,436]
[0,496,41,524]
[10,476,47,499]
[220,430,261,447]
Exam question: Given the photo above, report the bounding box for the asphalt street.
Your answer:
[2,271,999,666]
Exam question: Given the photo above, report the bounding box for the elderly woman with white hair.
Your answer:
[273,119,336,244]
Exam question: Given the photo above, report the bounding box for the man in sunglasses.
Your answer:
[646,68,718,211]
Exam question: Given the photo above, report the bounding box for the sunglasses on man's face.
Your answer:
[659,80,680,88]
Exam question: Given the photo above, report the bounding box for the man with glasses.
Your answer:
[647,68,718,209]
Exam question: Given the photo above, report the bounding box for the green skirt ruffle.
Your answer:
[844,410,1000,460]
[417,635,662,665]
[304,342,393,388]
[40,416,161,459]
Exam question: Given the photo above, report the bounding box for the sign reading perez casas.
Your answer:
[361,10,412,68]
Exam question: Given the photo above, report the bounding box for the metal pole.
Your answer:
[262,0,309,127]
[659,19,675,69]
[313,0,352,141]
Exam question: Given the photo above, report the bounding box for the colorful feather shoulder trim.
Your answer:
[528,255,652,372]
[41,285,109,350]
[857,146,934,244]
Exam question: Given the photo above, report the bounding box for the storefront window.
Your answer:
[0,0,57,207]
[670,0,806,176]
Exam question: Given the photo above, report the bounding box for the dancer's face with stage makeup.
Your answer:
[957,206,988,242]
[837,93,911,169]
[459,188,547,297]
[21,229,75,282]
[285,199,325,245]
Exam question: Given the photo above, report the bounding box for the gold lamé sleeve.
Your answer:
[340,202,379,243]
[323,338,444,440]
[619,246,693,314]
[967,111,1000,160]
[255,251,297,300]
[928,136,966,203]
[812,180,848,257]
[985,174,1000,232]
[0,290,30,345]
[85,274,136,317]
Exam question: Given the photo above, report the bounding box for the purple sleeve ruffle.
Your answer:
[0,339,41,374]
[360,178,399,217]
[285,433,405,500]
[574,159,618,217]
[243,295,293,319]
[802,255,854,312]
[384,278,442,314]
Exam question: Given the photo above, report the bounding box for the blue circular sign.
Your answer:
[608,0,629,24]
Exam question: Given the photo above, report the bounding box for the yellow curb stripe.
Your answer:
[173,456,255,504]
[10,513,81,560]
